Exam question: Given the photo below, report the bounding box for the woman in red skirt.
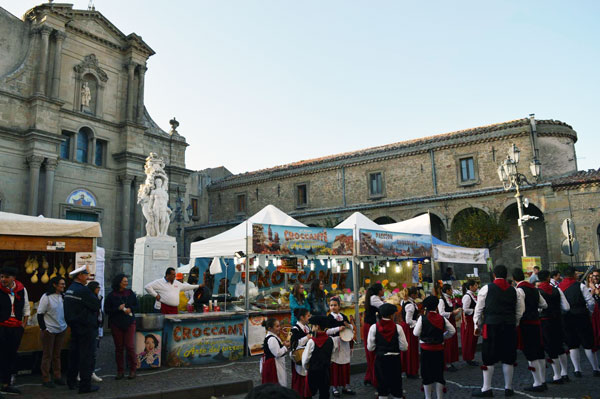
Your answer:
[587,271,600,349]
[260,318,290,386]
[327,297,355,397]
[362,283,384,387]
[401,286,420,378]
[290,308,312,399]
[461,279,479,366]
[438,284,460,371]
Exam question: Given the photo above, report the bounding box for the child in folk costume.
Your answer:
[461,280,479,366]
[303,315,335,399]
[363,283,384,387]
[260,318,290,386]
[438,284,460,371]
[414,295,456,399]
[291,308,313,399]
[327,296,355,397]
[400,287,420,378]
[367,303,409,399]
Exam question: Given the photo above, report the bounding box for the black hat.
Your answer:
[423,295,439,311]
[309,315,328,329]
[379,303,397,318]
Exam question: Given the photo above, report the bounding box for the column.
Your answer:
[27,155,44,216]
[36,26,52,95]
[126,62,136,121]
[43,158,58,217]
[50,31,66,99]
[119,175,135,253]
[136,65,147,123]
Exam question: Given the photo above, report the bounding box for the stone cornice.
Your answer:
[23,129,65,145]
[209,119,576,191]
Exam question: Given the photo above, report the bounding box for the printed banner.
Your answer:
[359,229,432,257]
[136,330,162,369]
[252,224,353,256]
[522,256,542,277]
[75,252,97,280]
[247,312,292,356]
[165,316,245,366]
[432,245,489,264]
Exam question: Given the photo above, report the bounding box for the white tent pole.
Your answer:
[244,220,250,356]
[352,223,361,344]
[428,210,435,291]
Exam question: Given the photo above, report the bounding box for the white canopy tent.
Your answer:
[189,204,307,259]
[334,211,383,240]
[382,213,432,236]
[0,211,102,237]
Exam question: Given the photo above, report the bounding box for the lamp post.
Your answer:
[497,144,541,257]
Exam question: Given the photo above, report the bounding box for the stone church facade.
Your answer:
[187,117,600,270]
[0,3,191,277]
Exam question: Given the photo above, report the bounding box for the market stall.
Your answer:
[0,211,102,366]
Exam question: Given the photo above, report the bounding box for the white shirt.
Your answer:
[557,289,570,312]
[550,278,560,288]
[401,299,418,328]
[302,334,339,370]
[262,331,288,386]
[413,313,456,341]
[473,282,525,327]
[37,293,67,334]
[516,282,548,316]
[370,295,384,309]
[462,292,477,316]
[579,283,596,313]
[438,293,453,319]
[144,278,199,307]
[327,312,353,364]
[291,322,311,376]
[7,283,30,319]
[366,319,408,354]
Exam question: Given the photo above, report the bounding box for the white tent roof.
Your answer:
[189,205,306,259]
[382,213,431,236]
[334,212,383,240]
[0,212,102,237]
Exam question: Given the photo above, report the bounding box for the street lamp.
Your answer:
[497,144,541,256]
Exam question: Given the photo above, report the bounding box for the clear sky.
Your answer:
[3,1,599,174]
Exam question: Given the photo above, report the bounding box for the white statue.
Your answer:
[81,82,91,107]
[137,153,172,236]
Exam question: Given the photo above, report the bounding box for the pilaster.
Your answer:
[26,155,45,215]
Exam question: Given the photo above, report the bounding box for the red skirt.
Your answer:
[400,321,419,376]
[461,314,478,361]
[362,322,377,385]
[592,302,600,350]
[261,357,278,384]
[330,362,350,387]
[444,316,459,364]
[292,366,312,398]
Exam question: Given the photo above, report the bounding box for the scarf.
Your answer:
[517,281,535,289]
[427,311,444,330]
[312,331,329,348]
[537,282,553,295]
[0,280,24,301]
[376,318,397,341]
[559,277,578,292]
[493,278,510,291]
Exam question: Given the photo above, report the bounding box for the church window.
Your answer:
[460,157,475,182]
[368,171,385,198]
[76,130,89,163]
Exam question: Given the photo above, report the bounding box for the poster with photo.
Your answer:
[135,330,162,369]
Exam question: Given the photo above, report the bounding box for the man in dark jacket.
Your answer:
[64,266,101,394]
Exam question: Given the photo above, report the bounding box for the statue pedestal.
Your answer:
[132,236,177,295]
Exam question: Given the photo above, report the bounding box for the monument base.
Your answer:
[132,236,177,295]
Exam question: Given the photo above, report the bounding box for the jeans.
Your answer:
[111,323,137,374]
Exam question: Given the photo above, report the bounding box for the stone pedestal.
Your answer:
[132,236,177,295]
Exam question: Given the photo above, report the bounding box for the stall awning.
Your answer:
[189,205,306,259]
[0,212,102,238]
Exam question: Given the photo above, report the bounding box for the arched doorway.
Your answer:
[374,216,396,225]
[430,213,447,242]
[495,203,548,268]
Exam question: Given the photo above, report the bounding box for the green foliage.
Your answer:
[137,294,157,314]
[450,209,509,250]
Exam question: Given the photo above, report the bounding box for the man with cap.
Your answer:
[64,266,101,394]
[367,303,408,399]
[145,267,199,314]
[472,265,524,397]
[0,266,30,395]
[302,315,334,399]
[414,295,456,399]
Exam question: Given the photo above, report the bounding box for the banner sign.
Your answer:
[522,256,542,277]
[432,245,489,265]
[252,224,353,256]
[358,229,432,257]
[165,316,245,366]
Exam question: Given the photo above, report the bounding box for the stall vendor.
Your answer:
[145,267,199,315]
[0,266,30,395]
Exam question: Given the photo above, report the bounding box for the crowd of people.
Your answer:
[257,266,600,399]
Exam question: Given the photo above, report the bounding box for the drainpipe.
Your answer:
[342,166,347,208]
[430,149,438,195]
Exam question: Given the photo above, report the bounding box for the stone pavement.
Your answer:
[11,333,600,399]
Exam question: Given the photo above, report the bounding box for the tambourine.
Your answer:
[340,327,354,342]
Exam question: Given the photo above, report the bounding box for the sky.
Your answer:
[3,1,599,174]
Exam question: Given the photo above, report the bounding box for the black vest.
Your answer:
[374,323,400,356]
[0,286,25,323]
[419,315,444,345]
[263,335,282,359]
[401,300,418,324]
[518,283,540,322]
[442,295,453,313]
[364,296,379,325]
[563,282,587,316]
[327,313,348,337]
[290,323,309,351]
[539,287,561,319]
[465,293,476,310]
[483,282,517,325]
[309,337,334,372]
